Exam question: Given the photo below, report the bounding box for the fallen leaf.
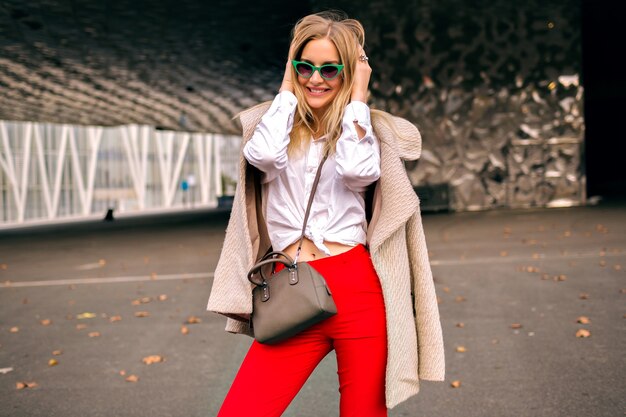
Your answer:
[454,296,466,303]
[131,299,141,306]
[98,259,107,266]
[575,329,591,338]
[76,324,88,330]
[181,325,189,335]
[150,272,158,280]
[510,323,523,329]
[109,315,122,323]
[119,370,126,376]
[48,359,58,367]
[450,380,461,388]
[88,332,101,337]
[158,294,168,301]
[555,274,567,282]
[142,355,165,365]
[52,350,62,356]
[599,260,606,267]
[9,326,19,333]
[541,273,551,280]
[77,312,96,319]
[134,311,150,318]
[16,381,38,389]
[455,346,467,353]
[456,322,465,328]
[614,264,622,271]
[442,287,450,293]
[40,319,52,326]
[579,293,589,300]
[125,374,139,382]
[0,367,13,374]
[576,316,591,324]
[186,316,201,324]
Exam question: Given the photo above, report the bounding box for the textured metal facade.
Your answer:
[1,0,584,211]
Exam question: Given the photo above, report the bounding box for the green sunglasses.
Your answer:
[291,60,345,80]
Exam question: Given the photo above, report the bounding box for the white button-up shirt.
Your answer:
[243,91,380,255]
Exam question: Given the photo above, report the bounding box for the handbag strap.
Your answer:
[253,151,328,265]
[294,153,328,263]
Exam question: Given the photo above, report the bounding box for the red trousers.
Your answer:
[217,244,388,417]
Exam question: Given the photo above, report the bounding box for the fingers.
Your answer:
[279,60,294,93]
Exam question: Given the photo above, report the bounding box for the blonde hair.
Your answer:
[239,11,408,155]
[287,11,363,155]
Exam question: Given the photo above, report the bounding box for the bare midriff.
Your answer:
[283,237,356,262]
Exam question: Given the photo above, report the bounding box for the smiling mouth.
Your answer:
[307,87,329,95]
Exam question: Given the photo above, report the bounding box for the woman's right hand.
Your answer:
[279,59,294,93]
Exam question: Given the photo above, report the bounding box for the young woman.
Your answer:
[207,11,445,416]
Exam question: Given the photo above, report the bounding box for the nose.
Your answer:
[310,69,324,83]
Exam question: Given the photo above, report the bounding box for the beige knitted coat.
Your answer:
[206,103,445,409]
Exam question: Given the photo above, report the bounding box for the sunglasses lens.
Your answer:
[295,63,313,77]
[320,66,339,79]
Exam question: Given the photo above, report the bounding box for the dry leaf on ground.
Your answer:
[575,329,591,338]
[450,380,461,388]
[455,346,467,353]
[9,327,19,333]
[52,350,62,356]
[125,374,139,382]
[456,322,465,328]
[109,315,122,323]
[510,323,523,329]
[40,319,51,326]
[576,316,591,324]
[88,332,101,337]
[186,316,201,324]
[16,381,38,389]
[48,359,58,367]
[142,355,165,365]
[134,312,150,318]
[181,325,189,335]
[77,312,96,319]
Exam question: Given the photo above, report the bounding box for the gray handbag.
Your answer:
[247,154,337,344]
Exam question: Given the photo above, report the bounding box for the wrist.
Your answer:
[351,91,368,103]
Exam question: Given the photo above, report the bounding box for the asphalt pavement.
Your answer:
[0,203,624,417]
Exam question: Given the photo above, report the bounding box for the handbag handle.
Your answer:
[248,251,295,286]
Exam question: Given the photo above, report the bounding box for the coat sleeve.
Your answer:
[205,176,255,320]
[406,208,446,381]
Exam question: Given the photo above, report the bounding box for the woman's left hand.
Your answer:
[351,46,371,103]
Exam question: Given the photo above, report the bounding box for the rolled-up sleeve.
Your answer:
[335,101,381,192]
[243,91,297,183]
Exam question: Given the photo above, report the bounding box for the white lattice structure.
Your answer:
[0,120,241,227]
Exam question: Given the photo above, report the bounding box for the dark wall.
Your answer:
[582,0,626,199]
